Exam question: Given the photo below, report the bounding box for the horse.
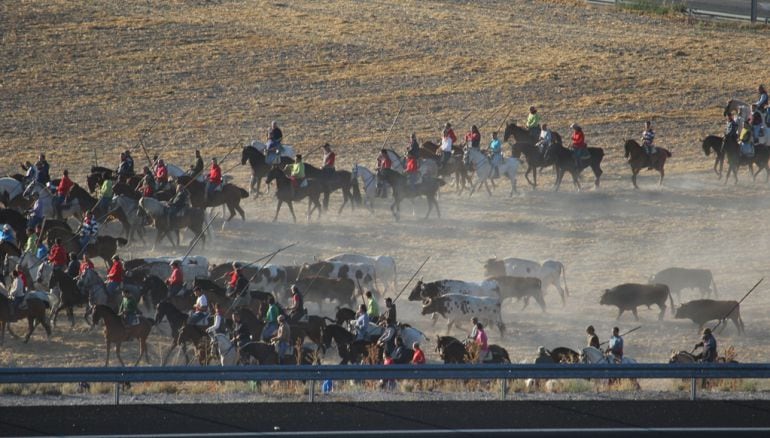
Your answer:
[623,140,672,188]
[510,142,553,189]
[43,228,128,267]
[211,333,239,366]
[547,347,581,363]
[703,135,770,184]
[175,175,248,225]
[503,122,563,147]
[78,268,120,312]
[0,177,25,208]
[322,323,373,364]
[137,196,206,248]
[351,164,378,211]
[436,335,510,364]
[547,144,604,192]
[581,346,637,364]
[92,304,153,366]
[22,181,82,221]
[265,167,324,223]
[241,144,294,197]
[701,135,727,178]
[47,266,91,328]
[303,163,355,214]
[154,301,211,366]
[109,195,146,244]
[463,147,520,197]
[0,208,29,246]
[0,291,51,344]
[66,184,98,216]
[421,142,469,192]
[378,168,444,221]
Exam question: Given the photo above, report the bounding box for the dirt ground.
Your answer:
[1,1,770,375]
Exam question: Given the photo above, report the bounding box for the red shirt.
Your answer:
[405,157,419,173]
[142,185,153,197]
[19,272,28,290]
[57,175,74,196]
[79,260,95,274]
[465,131,480,144]
[378,155,392,170]
[107,260,124,283]
[229,269,241,288]
[572,131,586,149]
[209,164,222,185]
[446,129,457,143]
[324,152,336,168]
[167,266,183,286]
[155,165,168,183]
[48,244,68,267]
[412,348,426,365]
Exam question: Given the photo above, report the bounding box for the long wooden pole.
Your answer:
[392,255,430,303]
[380,103,405,150]
[712,277,762,332]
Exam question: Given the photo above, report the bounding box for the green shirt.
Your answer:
[526,113,541,129]
[290,162,305,179]
[366,298,379,319]
[99,179,113,199]
[265,304,280,323]
[24,233,38,253]
[119,296,137,314]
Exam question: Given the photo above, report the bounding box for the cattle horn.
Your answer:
[422,298,431,306]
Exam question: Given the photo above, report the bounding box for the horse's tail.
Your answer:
[663,148,672,157]
[560,262,569,297]
[116,237,128,247]
[666,284,674,315]
[351,178,362,205]
[238,188,249,198]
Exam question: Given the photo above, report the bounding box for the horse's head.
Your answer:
[623,139,637,159]
[701,135,722,156]
[265,166,283,185]
[22,181,39,200]
[503,122,517,143]
[153,301,166,324]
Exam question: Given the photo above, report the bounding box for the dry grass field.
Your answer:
[3,0,770,397]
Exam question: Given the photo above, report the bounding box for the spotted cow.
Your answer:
[421,294,505,336]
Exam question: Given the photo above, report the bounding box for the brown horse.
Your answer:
[92,304,153,366]
[265,167,324,223]
[175,176,248,223]
[44,228,128,268]
[702,135,770,185]
[623,140,672,188]
[0,293,51,344]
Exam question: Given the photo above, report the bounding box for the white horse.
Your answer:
[22,181,81,221]
[0,177,24,205]
[725,98,770,143]
[351,164,378,211]
[385,150,438,178]
[581,346,637,364]
[211,333,238,366]
[78,268,114,311]
[249,140,295,160]
[110,195,146,243]
[463,147,520,197]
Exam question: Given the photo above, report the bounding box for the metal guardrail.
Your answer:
[587,0,769,23]
[2,363,770,404]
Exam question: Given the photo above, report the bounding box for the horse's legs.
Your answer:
[632,168,639,190]
[632,308,639,321]
[105,340,111,366]
[659,166,665,186]
[532,167,537,190]
[525,166,535,187]
[272,200,283,222]
[484,179,493,197]
[115,342,126,367]
[135,337,145,366]
[287,201,297,223]
[23,316,34,343]
[434,196,441,218]
[571,170,581,191]
[554,169,563,192]
[424,196,433,219]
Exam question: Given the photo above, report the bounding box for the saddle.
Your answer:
[122,313,140,327]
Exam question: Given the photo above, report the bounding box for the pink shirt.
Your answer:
[475,329,488,352]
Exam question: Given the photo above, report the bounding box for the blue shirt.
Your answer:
[756,93,768,110]
[609,335,623,356]
[36,244,48,259]
[489,139,502,154]
[702,334,717,362]
[0,229,15,245]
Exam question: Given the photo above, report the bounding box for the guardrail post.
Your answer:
[752,0,758,23]
[308,380,315,402]
[690,378,697,401]
[499,379,507,400]
[114,383,120,405]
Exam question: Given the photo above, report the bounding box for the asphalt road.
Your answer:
[2,400,770,437]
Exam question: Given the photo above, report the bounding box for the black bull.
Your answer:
[600,283,673,321]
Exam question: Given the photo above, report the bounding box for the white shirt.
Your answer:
[207,313,223,333]
[440,134,453,152]
[195,294,208,311]
[10,278,25,299]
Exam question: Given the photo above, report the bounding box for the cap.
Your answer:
[112,254,120,260]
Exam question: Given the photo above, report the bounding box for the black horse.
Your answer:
[303,163,355,214]
[0,208,28,246]
[701,135,770,184]
[175,175,248,223]
[322,323,373,364]
[547,144,604,191]
[436,335,510,364]
[48,268,91,328]
[378,168,445,221]
[265,167,324,223]
[154,301,210,365]
[241,146,294,197]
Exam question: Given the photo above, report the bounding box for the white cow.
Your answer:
[483,257,569,305]
[421,293,505,336]
[299,260,378,294]
[326,253,397,292]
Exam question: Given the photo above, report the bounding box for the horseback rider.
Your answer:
[466,316,479,344]
[206,303,227,341]
[724,113,739,146]
[606,326,624,363]
[739,120,755,158]
[95,174,113,214]
[106,254,124,296]
[118,289,139,326]
[693,327,717,363]
[756,84,769,124]
[354,303,370,341]
[205,157,223,202]
[751,104,763,144]
[586,325,600,349]
[35,153,50,185]
[391,336,407,363]
[35,237,48,261]
[22,227,37,257]
[231,311,251,359]
[407,133,420,159]
[382,297,397,326]
[79,253,95,277]
[139,166,156,198]
[54,169,74,220]
[167,181,190,222]
[188,286,208,325]
[536,123,553,157]
[365,290,379,322]
[377,319,398,357]
[405,153,420,190]
[526,106,541,140]
[535,346,554,364]
[261,296,281,341]
[21,160,37,185]
[474,322,490,363]
[190,149,204,177]
[117,153,131,182]
[289,154,306,192]
[266,121,284,164]
[48,238,68,272]
[642,120,658,169]
[154,159,169,191]
[287,285,306,323]
[166,260,185,297]
[412,342,426,364]
[489,131,503,178]
[66,252,80,279]
[570,123,588,168]
[322,143,336,174]
[26,192,44,229]
[78,211,99,252]
[440,122,456,168]
[270,315,292,364]
[0,224,16,247]
[376,149,392,198]
[226,262,249,297]
[8,270,26,319]
[465,125,481,149]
